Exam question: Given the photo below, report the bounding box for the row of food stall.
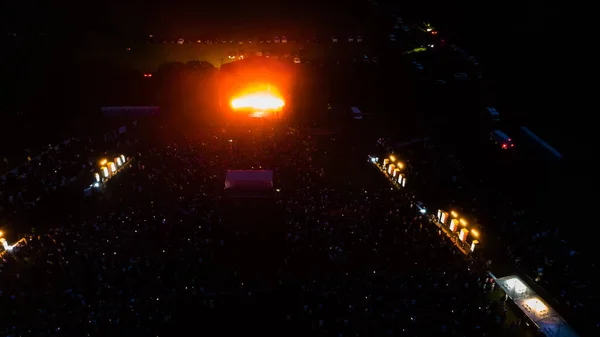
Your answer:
[369,154,480,254]
[435,209,480,253]
[370,151,582,336]
[369,155,407,188]
[370,153,579,336]
[85,155,130,196]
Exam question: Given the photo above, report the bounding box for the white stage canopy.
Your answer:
[225,170,273,190]
[489,273,579,337]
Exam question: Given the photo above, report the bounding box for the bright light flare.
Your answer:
[231,92,284,111]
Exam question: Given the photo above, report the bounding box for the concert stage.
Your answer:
[218,57,295,122]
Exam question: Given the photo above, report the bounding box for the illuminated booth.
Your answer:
[393,168,400,178]
[449,218,459,232]
[388,164,396,175]
[470,240,479,252]
[0,238,8,251]
[90,155,130,196]
[437,210,448,224]
[459,228,469,242]
[383,158,389,168]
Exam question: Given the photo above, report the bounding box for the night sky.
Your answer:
[3,0,579,154]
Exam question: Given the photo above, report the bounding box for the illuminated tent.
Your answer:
[490,273,580,337]
[225,170,273,197]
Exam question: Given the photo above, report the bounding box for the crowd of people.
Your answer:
[0,119,142,231]
[0,139,88,217]
[0,126,534,336]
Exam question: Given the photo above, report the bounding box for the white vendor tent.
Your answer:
[225,170,273,191]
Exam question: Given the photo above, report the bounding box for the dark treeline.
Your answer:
[0,58,219,162]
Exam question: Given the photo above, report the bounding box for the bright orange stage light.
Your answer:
[230,91,285,111]
[230,83,285,114]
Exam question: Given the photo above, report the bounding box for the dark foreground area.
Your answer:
[2,125,520,337]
